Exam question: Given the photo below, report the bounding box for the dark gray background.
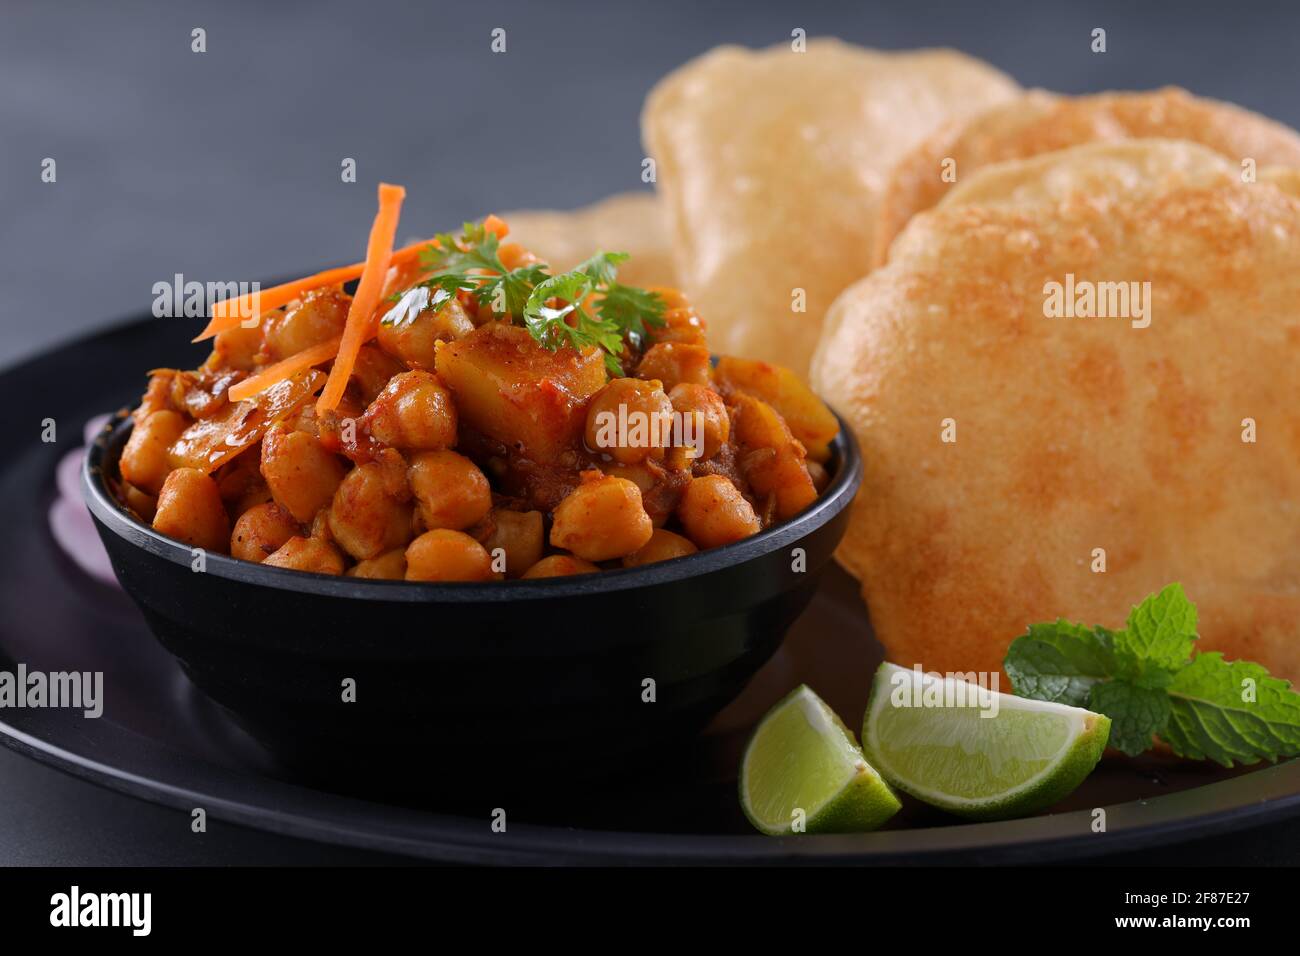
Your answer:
[3,0,1300,865]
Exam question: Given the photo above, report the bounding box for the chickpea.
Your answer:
[230,501,300,562]
[364,370,457,450]
[405,529,495,582]
[215,448,271,518]
[348,345,406,405]
[347,549,407,580]
[742,447,818,521]
[231,482,274,518]
[264,288,349,361]
[153,467,231,553]
[807,459,829,492]
[521,554,601,579]
[122,483,157,523]
[653,305,708,346]
[309,506,334,541]
[676,475,761,549]
[480,509,544,578]
[584,378,674,465]
[138,370,180,418]
[550,474,653,561]
[601,460,656,495]
[622,528,698,567]
[260,425,346,523]
[263,536,345,575]
[649,286,692,311]
[668,384,729,461]
[327,461,414,560]
[209,323,262,372]
[407,450,491,531]
[377,296,474,369]
[120,409,187,495]
[637,343,712,391]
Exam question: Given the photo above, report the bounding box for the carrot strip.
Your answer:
[226,335,343,404]
[192,236,434,343]
[315,183,406,415]
[483,213,510,239]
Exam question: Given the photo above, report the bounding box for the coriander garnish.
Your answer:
[385,220,665,375]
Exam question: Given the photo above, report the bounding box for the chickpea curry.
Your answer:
[115,184,840,582]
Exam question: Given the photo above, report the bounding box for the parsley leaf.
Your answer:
[1004,583,1300,764]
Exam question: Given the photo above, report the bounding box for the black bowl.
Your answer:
[83,411,862,802]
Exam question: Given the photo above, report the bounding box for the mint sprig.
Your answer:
[1004,584,1300,766]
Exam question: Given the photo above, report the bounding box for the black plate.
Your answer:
[2,313,1299,864]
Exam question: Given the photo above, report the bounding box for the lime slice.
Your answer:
[740,685,901,835]
[861,662,1111,821]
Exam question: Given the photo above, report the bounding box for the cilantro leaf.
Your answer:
[417,224,547,321]
[524,271,594,346]
[575,251,628,286]
[1161,653,1300,767]
[522,253,663,374]
[422,221,506,275]
[1004,621,1117,707]
[476,263,549,320]
[597,282,666,345]
[396,221,665,375]
[1087,681,1171,756]
[380,283,459,329]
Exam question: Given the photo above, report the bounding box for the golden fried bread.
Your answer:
[501,192,675,288]
[874,87,1300,264]
[642,39,1018,375]
[812,140,1300,682]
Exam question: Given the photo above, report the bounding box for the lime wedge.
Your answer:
[740,685,901,835]
[861,663,1111,821]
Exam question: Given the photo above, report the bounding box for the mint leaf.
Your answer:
[1004,583,1300,764]
[1087,681,1170,756]
[1004,621,1116,707]
[1112,583,1197,683]
[1161,653,1300,767]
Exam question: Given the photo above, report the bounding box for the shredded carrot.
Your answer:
[315,183,406,416]
[483,213,509,239]
[226,335,343,404]
[192,236,434,343]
